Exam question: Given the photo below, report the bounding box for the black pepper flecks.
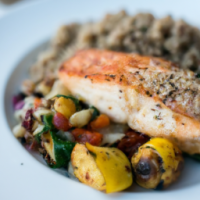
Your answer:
[169,82,175,87]
[108,74,116,79]
[154,112,162,120]
[156,104,162,108]
[133,69,200,120]
[169,74,174,79]
[135,71,139,75]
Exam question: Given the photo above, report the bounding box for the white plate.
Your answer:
[1,0,200,199]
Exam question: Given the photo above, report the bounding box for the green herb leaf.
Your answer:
[90,106,100,121]
[35,126,49,143]
[43,114,54,129]
[49,131,76,168]
[34,114,56,142]
[196,74,200,79]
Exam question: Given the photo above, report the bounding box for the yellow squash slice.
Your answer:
[54,97,76,119]
[142,138,179,171]
[86,142,132,193]
[132,137,183,189]
[71,144,106,191]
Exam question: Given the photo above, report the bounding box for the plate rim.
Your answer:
[1,1,200,200]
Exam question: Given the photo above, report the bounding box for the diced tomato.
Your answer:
[117,130,150,159]
[28,140,40,151]
[22,109,33,131]
[53,112,71,131]
[71,128,102,146]
[90,114,110,130]
[34,98,42,109]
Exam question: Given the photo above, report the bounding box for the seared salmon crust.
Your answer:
[59,49,200,155]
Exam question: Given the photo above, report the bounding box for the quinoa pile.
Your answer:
[30,10,200,83]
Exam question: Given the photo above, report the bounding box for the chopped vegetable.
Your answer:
[86,143,133,193]
[14,100,25,110]
[53,112,71,131]
[12,123,26,138]
[69,109,93,128]
[34,127,48,143]
[33,124,45,136]
[14,109,26,122]
[131,138,184,189]
[21,79,35,96]
[90,114,110,130]
[28,139,40,151]
[34,98,42,109]
[35,79,54,96]
[71,144,106,190]
[33,108,53,122]
[118,130,150,159]
[32,121,39,132]
[43,131,75,168]
[90,106,100,121]
[101,133,125,146]
[71,128,102,146]
[34,114,55,142]
[12,93,26,109]
[43,114,55,129]
[11,88,187,193]
[22,109,33,131]
[43,131,55,161]
[54,97,76,119]
[56,95,81,111]
[23,96,34,109]
[45,80,70,99]
[56,131,75,142]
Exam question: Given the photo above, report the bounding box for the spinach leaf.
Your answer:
[43,114,55,130]
[35,114,56,142]
[90,106,100,121]
[49,131,76,168]
[35,126,49,143]
[196,74,200,79]
[34,114,75,168]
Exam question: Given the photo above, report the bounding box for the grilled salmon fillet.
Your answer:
[59,49,200,155]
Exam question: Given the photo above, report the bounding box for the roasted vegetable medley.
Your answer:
[12,79,186,193]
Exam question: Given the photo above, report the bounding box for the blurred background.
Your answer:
[1,0,20,4]
[0,0,33,17]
